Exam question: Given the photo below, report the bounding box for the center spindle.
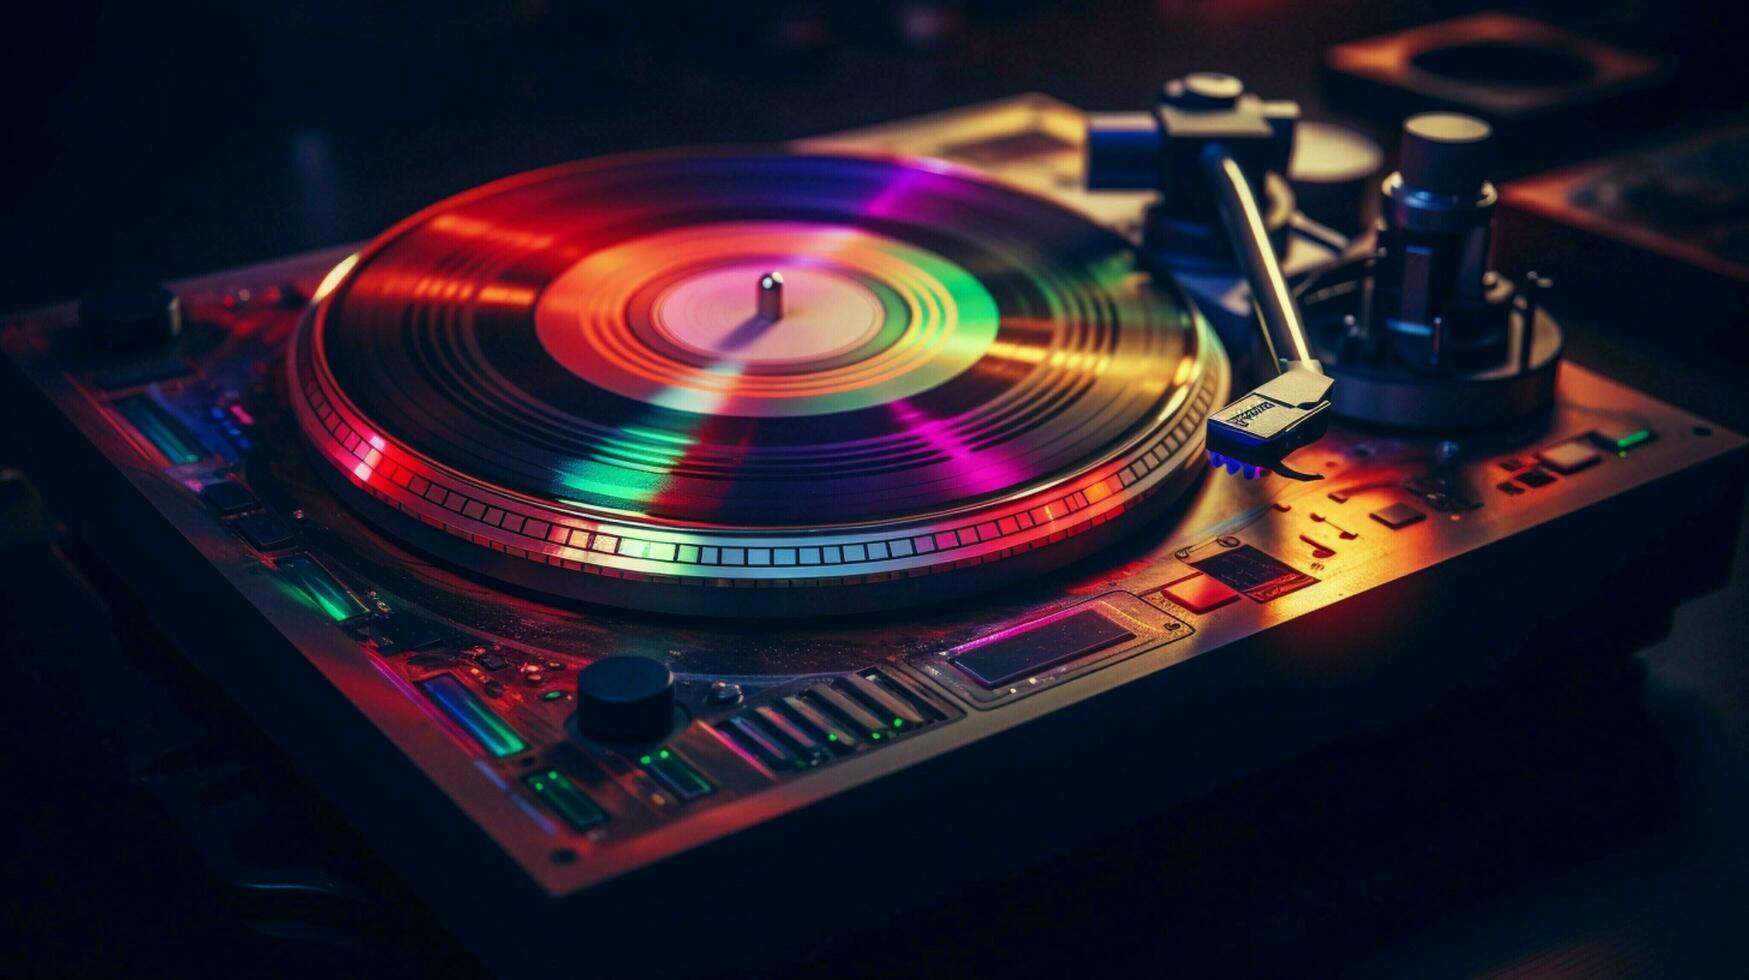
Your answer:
[757,270,784,321]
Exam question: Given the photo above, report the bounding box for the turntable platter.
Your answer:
[288,151,1227,615]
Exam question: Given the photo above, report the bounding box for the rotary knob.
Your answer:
[1398,112,1491,196]
[79,281,183,352]
[574,656,676,743]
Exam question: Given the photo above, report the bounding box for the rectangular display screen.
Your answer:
[1190,545,1316,602]
[949,608,1135,688]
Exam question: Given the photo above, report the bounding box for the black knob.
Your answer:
[574,656,675,742]
[79,282,182,352]
[1398,112,1491,196]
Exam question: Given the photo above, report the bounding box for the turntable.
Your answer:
[3,74,1743,976]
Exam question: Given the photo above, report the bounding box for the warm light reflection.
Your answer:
[311,252,360,303]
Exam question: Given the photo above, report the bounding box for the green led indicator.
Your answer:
[659,749,671,759]
[870,732,883,741]
[1615,429,1653,451]
[639,754,653,765]
[827,733,838,742]
[892,718,904,727]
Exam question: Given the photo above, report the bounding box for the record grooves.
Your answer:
[288,150,1227,614]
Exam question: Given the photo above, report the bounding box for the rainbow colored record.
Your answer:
[288,150,1227,615]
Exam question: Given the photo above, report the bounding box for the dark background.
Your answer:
[4,0,1748,312]
[3,2,1748,976]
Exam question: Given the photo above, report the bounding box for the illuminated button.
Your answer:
[113,395,205,464]
[1535,439,1601,475]
[726,715,798,768]
[277,554,368,620]
[755,705,826,754]
[844,674,925,728]
[236,512,295,551]
[1589,425,1655,453]
[808,684,889,738]
[752,706,831,767]
[522,769,607,832]
[1369,502,1426,529]
[200,480,259,515]
[639,748,712,800]
[782,695,859,751]
[419,674,528,757]
[1161,572,1241,613]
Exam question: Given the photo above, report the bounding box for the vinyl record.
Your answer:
[288,150,1227,615]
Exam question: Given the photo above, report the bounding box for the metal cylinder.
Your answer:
[1373,112,1503,368]
[757,271,784,321]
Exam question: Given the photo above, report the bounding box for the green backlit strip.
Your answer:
[1614,429,1653,451]
[114,395,205,464]
[419,674,528,758]
[522,769,606,831]
[642,749,713,799]
[277,555,369,621]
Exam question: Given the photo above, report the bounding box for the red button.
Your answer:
[1161,572,1241,613]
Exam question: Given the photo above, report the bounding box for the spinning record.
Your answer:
[288,150,1228,615]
